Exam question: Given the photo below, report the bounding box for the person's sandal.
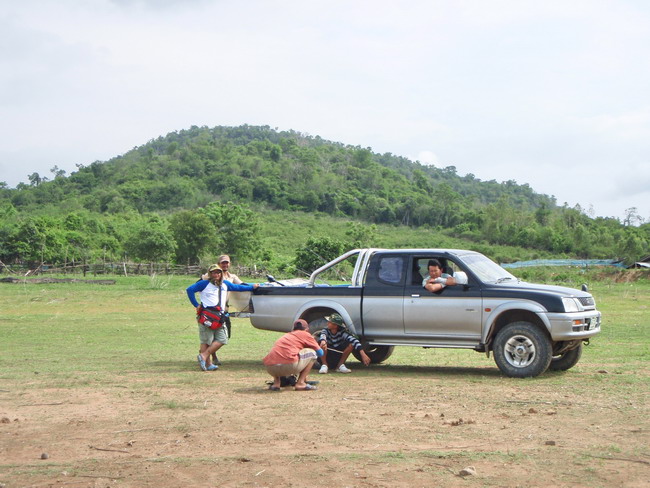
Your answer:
[268,385,281,391]
[295,384,317,391]
[197,354,207,371]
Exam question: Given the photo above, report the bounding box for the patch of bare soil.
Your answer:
[1,365,648,487]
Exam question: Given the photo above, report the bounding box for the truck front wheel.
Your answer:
[548,343,583,371]
[352,345,395,364]
[493,321,552,378]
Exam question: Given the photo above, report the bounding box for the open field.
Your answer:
[1,276,648,487]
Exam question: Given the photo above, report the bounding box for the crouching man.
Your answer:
[262,319,323,391]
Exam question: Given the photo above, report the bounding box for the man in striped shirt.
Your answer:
[317,313,370,374]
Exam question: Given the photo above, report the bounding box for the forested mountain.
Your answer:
[10,125,553,220]
[0,125,648,269]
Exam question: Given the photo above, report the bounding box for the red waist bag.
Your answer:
[197,306,225,330]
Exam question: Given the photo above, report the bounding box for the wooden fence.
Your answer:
[0,261,268,278]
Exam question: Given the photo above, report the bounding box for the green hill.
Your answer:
[0,125,648,270]
[9,125,553,218]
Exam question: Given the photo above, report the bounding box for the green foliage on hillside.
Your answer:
[0,125,648,270]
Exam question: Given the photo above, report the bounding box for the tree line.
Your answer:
[0,125,648,271]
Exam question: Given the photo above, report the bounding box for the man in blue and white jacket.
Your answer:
[186,264,258,371]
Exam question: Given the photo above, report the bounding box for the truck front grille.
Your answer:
[578,296,595,309]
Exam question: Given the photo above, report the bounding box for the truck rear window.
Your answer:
[378,256,404,284]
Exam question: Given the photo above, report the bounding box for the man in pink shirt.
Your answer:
[263,319,324,391]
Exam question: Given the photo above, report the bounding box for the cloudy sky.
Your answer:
[1,0,649,222]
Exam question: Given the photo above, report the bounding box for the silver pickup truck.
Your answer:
[245,248,602,378]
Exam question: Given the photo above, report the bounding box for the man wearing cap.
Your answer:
[186,264,258,371]
[214,255,242,363]
[217,254,242,284]
[200,255,242,283]
[263,319,323,391]
[317,313,370,374]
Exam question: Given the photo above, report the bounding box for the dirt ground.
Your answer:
[1,363,648,488]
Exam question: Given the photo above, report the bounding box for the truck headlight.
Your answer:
[562,297,582,312]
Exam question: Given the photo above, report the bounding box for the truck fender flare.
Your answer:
[294,300,359,336]
[482,300,552,344]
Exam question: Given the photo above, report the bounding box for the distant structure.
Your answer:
[627,256,650,269]
[501,259,625,269]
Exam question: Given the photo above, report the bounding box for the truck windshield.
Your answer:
[459,254,517,283]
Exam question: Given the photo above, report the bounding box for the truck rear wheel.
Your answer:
[493,321,552,378]
[352,345,395,364]
[549,343,583,371]
[307,317,328,336]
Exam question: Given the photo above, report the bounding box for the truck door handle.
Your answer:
[411,294,420,298]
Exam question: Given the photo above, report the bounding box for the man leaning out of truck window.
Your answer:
[423,259,456,293]
[318,313,371,374]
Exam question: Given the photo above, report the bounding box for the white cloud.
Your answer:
[412,151,441,166]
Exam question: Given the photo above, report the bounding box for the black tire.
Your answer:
[308,317,328,337]
[352,345,395,364]
[549,343,583,371]
[493,321,552,378]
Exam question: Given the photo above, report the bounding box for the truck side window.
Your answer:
[378,256,404,284]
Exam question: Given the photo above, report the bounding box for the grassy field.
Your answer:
[0,274,648,487]
[1,274,647,381]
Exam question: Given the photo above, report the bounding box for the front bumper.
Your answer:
[542,310,602,341]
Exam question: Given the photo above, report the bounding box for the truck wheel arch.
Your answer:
[485,308,550,350]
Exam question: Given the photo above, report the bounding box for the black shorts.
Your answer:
[321,349,343,369]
